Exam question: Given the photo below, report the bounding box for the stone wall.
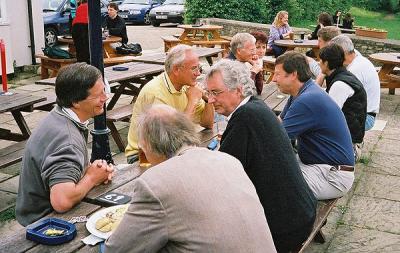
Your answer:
[199,18,400,63]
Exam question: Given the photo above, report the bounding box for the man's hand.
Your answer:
[186,86,203,106]
[250,55,263,74]
[86,160,113,186]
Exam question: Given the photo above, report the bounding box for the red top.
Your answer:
[72,3,88,25]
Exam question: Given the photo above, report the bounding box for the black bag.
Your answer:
[42,46,73,59]
[116,43,142,55]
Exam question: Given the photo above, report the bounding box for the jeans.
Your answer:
[365,114,376,131]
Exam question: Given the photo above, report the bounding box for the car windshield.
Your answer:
[42,0,63,11]
[123,0,150,4]
[163,0,184,4]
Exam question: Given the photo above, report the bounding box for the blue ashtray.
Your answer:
[112,66,129,71]
[26,218,77,245]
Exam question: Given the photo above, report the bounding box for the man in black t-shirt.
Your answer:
[103,3,128,45]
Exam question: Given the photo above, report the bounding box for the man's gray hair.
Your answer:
[205,59,256,97]
[230,33,256,55]
[164,44,193,73]
[330,34,355,54]
[138,104,200,159]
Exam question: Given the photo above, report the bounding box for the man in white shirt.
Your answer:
[331,35,380,130]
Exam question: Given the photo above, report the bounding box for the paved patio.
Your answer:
[0,24,399,252]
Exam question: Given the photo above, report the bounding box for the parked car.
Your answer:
[109,0,124,5]
[149,0,185,27]
[42,0,109,46]
[118,0,163,25]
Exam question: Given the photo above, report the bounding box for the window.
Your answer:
[0,0,7,24]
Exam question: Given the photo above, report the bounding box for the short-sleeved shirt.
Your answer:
[125,72,206,157]
[280,79,355,166]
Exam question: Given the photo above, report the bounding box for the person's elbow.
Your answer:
[50,196,75,213]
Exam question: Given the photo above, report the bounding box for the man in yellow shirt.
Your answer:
[125,45,214,163]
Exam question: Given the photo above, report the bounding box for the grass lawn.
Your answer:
[292,7,400,40]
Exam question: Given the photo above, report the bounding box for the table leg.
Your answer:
[379,64,395,95]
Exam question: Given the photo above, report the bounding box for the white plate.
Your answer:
[86,204,129,239]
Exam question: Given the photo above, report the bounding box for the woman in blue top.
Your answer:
[267,11,293,58]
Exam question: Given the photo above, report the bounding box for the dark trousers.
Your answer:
[272,44,286,58]
[72,23,90,64]
[273,218,314,253]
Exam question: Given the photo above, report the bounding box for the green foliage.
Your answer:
[185,0,269,24]
[0,206,16,222]
[354,0,399,13]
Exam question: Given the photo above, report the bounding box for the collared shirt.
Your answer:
[227,96,251,121]
[62,107,89,126]
[125,72,206,157]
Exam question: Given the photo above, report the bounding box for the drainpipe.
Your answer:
[27,0,36,64]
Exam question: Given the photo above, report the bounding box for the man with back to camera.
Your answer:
[125,44,214,164]
[106,104,277,253]
[273,51,355,201]
[205,59,317,253]
[16,63,114,226]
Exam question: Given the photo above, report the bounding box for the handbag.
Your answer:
[42,46,73,59]
[116,43,142,55]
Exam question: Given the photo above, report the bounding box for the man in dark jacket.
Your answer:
[205,59,317,253]
[103,3,128,44]
[319,43,367,159]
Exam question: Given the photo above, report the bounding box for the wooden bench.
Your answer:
[220,35,232,41]
[32,93,57,111]
[263,56,276,83]
[35,54,76,79]
[190,40,231,55]
[161,35,181,52]
[103,55,138,66]
[0,140,27,169]
[296,198,339,252]
[106,104,133,152]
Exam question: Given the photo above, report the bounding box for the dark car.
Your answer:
[149,0,185,27]
[118,0,163,25]
[42,0,109,46]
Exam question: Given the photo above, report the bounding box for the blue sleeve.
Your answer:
[282,101,315,139]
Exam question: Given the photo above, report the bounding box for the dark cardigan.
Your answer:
[219,96,317,252]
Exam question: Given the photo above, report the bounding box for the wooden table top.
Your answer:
[129,47,223,65]
[369,52,400,65]
[35,62,164,86]
[275,39,319,48]
[58,35,122,45]
[178,24,223,31]
[0,93,46,113]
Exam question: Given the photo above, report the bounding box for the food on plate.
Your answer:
[95,205,128,233]
[43,228,65,236]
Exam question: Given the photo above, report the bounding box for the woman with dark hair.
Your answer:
[342,13,354,29]
[71,0,89,63]
[250,31,268,94]
[309,12,333,40]
[333,10,342,26]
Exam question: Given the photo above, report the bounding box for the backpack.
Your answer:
[116,43,142,55]
[42,46,73,59]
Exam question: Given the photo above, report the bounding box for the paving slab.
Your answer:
[0,191,17,213]
[355,171,400,201]
[0,173,13,182]
[342,195,400,234]
[328,225,400,252]
[0,175,19,194]
[366,152,400,176]
[381,127,400,141]
[373,138,400,156]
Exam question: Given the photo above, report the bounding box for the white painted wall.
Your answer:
[0,0,44,75]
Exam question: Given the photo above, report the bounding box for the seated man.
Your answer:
[103,3,128,45]
[205,59,317,253]
[105,104,277,253]
[274,52,355,200]
[331,34,380,130]
[227,33,261,94]
[125,45,214,163]
[16,63,114,226]
[319,44,367,159]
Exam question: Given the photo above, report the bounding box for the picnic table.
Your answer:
[0,93,46,141]
[59,35,122,59]
[369,52,400,95]
[275,39,320,59]
[130,47,224,65]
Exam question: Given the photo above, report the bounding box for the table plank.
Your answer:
[0,93,46,113]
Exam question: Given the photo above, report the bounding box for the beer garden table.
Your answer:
[274,39,320,59]
[369,52,400,95]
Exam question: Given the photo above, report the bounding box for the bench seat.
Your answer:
[103,55,138,66]
[161,35,181,52]
[0,140,27,169]
[35,54,76,79]
[106,104,133,152]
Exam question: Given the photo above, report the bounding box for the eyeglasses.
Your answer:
[204,89,226,98]
[86,90,109,101]
[180,65,203,74]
